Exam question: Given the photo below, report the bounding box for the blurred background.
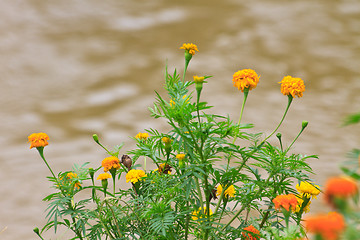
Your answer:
[1,0,359,239]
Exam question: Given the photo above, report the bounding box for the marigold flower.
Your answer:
[97,172,112,180]
[180,43,199,55]
[242,225,260,240]
[305,212,345,240]
[296,181,321,199]
[295,196,311,213]
[324,176,358,204]
[28,132,50,149]
[216,184,236,198]
[191,207,213,221]
[176,153,186,160]
[101,156,121,172]
[193,75,205,83]
[272,194,298,211]
[162,137,171,144]
[135,132,149,141]
[232,69,260,92]
[279,76,305,98]
[154,163,172,174]
[126,169,146,183]
[59,172,81,190]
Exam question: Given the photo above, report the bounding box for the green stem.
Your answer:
[182,59,189,82]
[285,125,306,154]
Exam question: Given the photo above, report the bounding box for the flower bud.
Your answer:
[92,134,99,143]
[302,121,308,129]
[89,168,95,180]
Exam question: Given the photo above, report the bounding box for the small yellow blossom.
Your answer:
[97,172,112,180]
[193,75,205,83]
[232,69,260,92]
[135,132,149,141]
[28,132,50,149]
[192,207,213,221]
[102,156,121,172]
[296,181,321,199]
[279,76,305,98]
[216,184,236,198]
[176,154,186,160]
[180,43,199,55]
[126,169,146,183]
[162,137,171,144]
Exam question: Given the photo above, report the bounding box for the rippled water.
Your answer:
[1,0,360,239]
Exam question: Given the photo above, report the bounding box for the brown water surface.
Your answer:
[1,0,360,239]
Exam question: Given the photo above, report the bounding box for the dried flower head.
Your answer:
[180,43,199,55]
[97,172,112,180]
[101,156,121,172]
[279,76,305,98]
[305,212,345,240]
[135,132,149,141]
[28,132,50,149]
[232,69,260,92]
[191,207,213,221]
[242,225,260,240]
[324,176,358,204]
[272,194,298,211]
[121,154,132,170]
[154,163,172,174]
[126,169,146,183]
[216,184,236,198]
[296,181,321,199]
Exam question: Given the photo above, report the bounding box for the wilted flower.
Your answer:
[305,212,345,240]
[180,43,199,56]
[216,184,236,198]
[101,156,121,172]
[191,207,213,221]
[154,163,172,174]
[296,181,321,199]
[135,132,149,141]
[273,194,298,211]
[242,225,260,240]
[126,169,146,183]
[28,132,50,149]
[232,69,260,92]
[279,76,305,98]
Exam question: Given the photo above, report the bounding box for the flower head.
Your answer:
[135,132,149,141]
[126,169,146,183]
[305,212,345,240]
[180,43,199,56]
[296,181,321,199]
[101,156,121,172]
[193,75,205,83]
[28,132,50,149]
[324,176,358,205]
[191,207,213,221]
[176,153,186,161]
[232,69,260,92]
[242,225,260,240]
[154,163,172,174]
[272,194,298,211]
[162,137,171,144]
[216,184,236,198]
[97,172,112,180]
[279,76,305,98]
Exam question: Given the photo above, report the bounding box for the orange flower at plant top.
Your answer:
[324,176,358,204]
[28,132,50,149]
[101,156,121,172]
[279,76,305,98]
[135,132,149,141]
[180,43,199,55]
[97,172,112,180]
[232,69,260,92]
[296,181,321,199]
[305,212,345,240]
[126,169,146,183]
[272,194,298,211]
[242,225,260,240]
[216,184,236,198]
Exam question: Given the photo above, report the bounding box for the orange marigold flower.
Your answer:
[232,69,260,92]
[101,156,121,172]
[272,194,298,211]
[242,225,260,240]
[97,172,112,180]
[324,176,358,204]
[135,132,149,140]
[180,43,199,55]
[126,169,146,183]
[305,212,345,240]
[216,184,236,198]
[279,76,305,98]
[28,132,50,149]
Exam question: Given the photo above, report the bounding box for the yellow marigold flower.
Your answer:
[193,75,205,83]
[180,43,199,55]
[162,137,171,144]
[176,153,186,160]
[101,156,121,172]
[191,207,213,221]
[232,69,260,92]
[324,176,358,205]
[97,172,112,180]
[296,181,321,199]
[135,132,149,141]
[216,184,236,198]
[242,225,260,240]
[279,76,305,98]
[305,212,345,240]
[272,194,298,211]
[126,169,146,183]
[28,132,50,149]
[295,196,311,213]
